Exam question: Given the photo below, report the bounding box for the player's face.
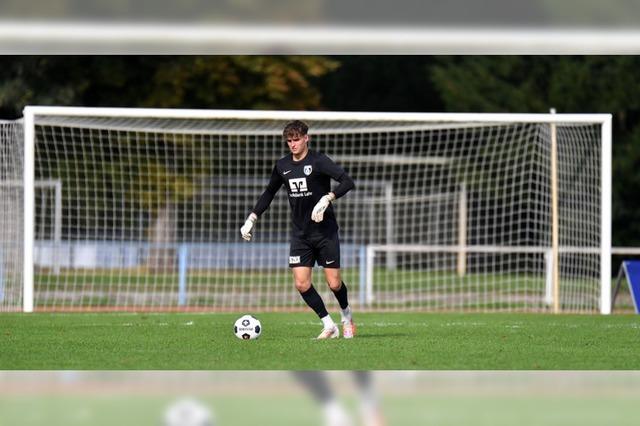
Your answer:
[286,134,309,156]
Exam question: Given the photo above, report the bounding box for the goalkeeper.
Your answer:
[241,120,356,339]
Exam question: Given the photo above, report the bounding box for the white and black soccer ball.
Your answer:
[233,314,262,340]
[162,398,215,426]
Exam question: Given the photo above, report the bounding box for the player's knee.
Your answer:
[327,279,342,291]
[294,279,312,292]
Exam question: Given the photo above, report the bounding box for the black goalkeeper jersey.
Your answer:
[252,150,355,237]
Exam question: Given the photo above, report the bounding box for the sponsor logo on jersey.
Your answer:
[288,177,308,193]
[304,165,312,176]
[289,256,301,263]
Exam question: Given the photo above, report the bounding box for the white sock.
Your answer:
[321,314,336,329]
[340,306,352,323]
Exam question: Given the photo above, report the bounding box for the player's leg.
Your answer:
[318,232,355,338]
[293,267,338,339]
[290,236,338,339]
[323,267,355,338]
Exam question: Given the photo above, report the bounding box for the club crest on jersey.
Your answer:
[304,165,312,176]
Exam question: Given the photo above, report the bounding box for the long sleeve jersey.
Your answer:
[252,150,355,236]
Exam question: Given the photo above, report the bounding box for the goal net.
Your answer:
[8,108,611,313]
[0,120,24,312]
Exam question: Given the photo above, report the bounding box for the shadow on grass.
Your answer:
[343,333,412,338]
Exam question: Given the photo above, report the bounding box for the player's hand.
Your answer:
[240,213,258,241]
[311,193,335,223]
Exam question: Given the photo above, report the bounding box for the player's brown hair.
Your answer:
[283,120,309,139]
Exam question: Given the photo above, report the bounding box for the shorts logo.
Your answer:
[288,177,308,193]
[289,256,301,264]
[326,260,335,264]
[304,165,312,176]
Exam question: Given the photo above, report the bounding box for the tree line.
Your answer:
[1,56,638,245]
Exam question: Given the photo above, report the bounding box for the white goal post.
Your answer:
[8,106,612,313]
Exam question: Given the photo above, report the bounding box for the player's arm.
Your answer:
[311,154,355,222]
[327,170,355,200]
[241,166,283,241]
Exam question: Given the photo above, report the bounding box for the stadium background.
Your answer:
[1,56,639,249]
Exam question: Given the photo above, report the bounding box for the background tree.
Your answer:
[0,56,338,269]
[0,56,338,116]
[316,56,443,112]
[431,56,640,246]
[2,56,639,247]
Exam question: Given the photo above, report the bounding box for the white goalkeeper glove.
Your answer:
[311,193,335,223]
[240,213,258,241]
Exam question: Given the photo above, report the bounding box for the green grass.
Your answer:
[0,395,318,426]
[1,393,639,426]
[32,268,607,311]
[1,312,639,369]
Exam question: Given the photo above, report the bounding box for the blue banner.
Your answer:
[622,261,640,314]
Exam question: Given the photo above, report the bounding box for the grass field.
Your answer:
[1,393,638,426]
[1,312,638,369]
[31,267,611,312]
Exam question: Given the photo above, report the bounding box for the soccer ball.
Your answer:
[233,314,262,340]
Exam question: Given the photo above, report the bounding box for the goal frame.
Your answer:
[20,106,613,314]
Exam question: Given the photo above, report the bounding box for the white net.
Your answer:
[366,122,603,312]
[0,120,24,312]
[23,111,605,312]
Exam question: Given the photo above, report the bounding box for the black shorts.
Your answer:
[289,232,341,269]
